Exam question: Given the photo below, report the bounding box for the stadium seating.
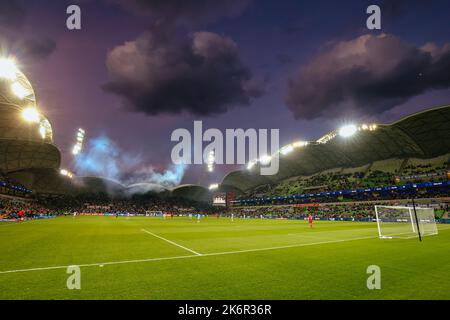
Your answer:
[239,154,450,201]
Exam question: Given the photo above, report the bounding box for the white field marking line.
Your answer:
[141,228,202,256]
[0,254,197,274]
[0,234,376,275]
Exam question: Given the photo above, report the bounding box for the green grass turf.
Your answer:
[0,216,449,300]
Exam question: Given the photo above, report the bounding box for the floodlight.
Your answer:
[60,169,74,178]
[72,128,86,156]
[293,141,308,148]
[247,160,256,170]
[11,81,30,99]
[280,144,294,155]
[209,183,219,190]
[338,124,357,138]
[39,125,46,139]
[72,145,81,155]
[0,59,18,80]
[22,107,40,123]
[259,155,272,165]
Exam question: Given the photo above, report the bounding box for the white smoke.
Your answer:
[73,135,186,190]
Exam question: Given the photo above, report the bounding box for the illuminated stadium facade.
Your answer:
[0,61,214,199]
[1,57,449,201]
[220,105,450,195]
[0,58,62,194]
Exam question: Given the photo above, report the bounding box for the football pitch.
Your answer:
[0,216,449,300]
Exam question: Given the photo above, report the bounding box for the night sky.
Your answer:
[1,0,450,187]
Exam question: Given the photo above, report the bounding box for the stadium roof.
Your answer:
[171,184,210,202]
[0,140,60,173]
[0,59,59,174]
[221,105,450,193]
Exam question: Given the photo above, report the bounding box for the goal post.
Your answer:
[375,205,438,239]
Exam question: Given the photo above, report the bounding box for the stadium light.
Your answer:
[39,125,46,139]
[0,58,18,80]
[72,128,86,156]
[339,124,357,138]
[11,81,29,99]
[72,146,81,155]
[259,155,272,165]
[209,183,219,190]
[22,107,40,123]
[292,140,308,148]
[206,150,215,172]
[280,144,294,155]
[60,169,74,178]
[247,159,256,170]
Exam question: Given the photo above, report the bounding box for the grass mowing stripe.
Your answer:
[0,234,376,275]
[141,228,202,256]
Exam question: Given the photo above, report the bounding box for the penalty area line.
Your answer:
[0,235,376,275]
[141,228,202,256]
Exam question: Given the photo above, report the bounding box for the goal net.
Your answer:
[375,205,438,239]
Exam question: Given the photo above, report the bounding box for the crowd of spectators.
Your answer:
[229,201,450,220]
[238,185,450,206]
[0,197,53,220]
[1,193,225,220]
[1,187,448,222]
[1,156,449,222]
[38,193,224,216]
[243,157,450,200]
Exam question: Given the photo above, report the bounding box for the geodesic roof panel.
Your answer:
[171,184,210,202]
[0,140,60,173]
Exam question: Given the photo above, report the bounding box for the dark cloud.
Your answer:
[0,0,56,61]
[286,34,450,120]
[16,37,56,61]
[103,25,263,116]
[380,0,426,21]
[0,33,56,62]
[108,0,253,26]
[0,0,26,28]
[276,53,293,66]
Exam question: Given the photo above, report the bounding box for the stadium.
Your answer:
[0,59,449,300]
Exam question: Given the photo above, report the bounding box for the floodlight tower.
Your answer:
[72,128,86,156]
[197,150,216,186]
[206,150,215,172]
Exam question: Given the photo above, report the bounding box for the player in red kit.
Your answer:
[308,214,313,228]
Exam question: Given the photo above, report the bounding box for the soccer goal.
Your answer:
[375,205,438,239]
